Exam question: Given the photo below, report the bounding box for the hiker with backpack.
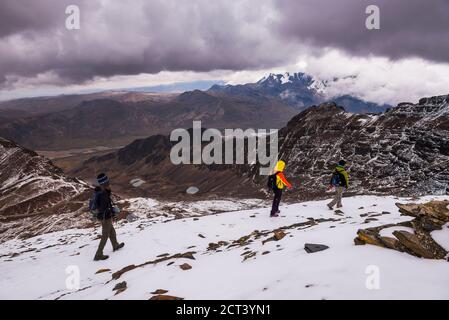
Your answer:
[91,173,125,261]
[267,160,292,217]
[327,160,349,210]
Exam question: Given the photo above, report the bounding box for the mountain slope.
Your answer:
[0,91,297,150]
[0,137,90,242]
[249,95,449,199]
[71,132,262,199]
[1,195,448,299]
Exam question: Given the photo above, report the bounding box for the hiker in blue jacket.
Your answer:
[94,173,124,261]
[327,160,349,210]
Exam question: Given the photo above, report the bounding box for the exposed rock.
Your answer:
[112,265,137,280]
[150,295,184,300]
[180,263,192,270]
[334,210,344,216]
[151,289,168,295]
[112,251,197,280]
[207,241,229,251]
[242,252,257,262]
[393,231,437,259]
[379,236,403,251]
[356,229,384,247]
[113,281,127,295]
[274,231,286,241]
[355,199,449,260]
[95,268,111,274]
[180,252,196,260]
[304,243,329,253]
[396,201,449,224]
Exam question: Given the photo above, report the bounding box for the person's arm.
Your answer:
[278,172,292,188]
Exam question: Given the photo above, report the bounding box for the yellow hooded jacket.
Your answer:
[274,160,292,190]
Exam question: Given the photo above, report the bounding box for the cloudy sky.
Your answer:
[1,0,449,104]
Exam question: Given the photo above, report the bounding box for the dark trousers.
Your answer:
[95,218,119,257]
[271,188,283,215]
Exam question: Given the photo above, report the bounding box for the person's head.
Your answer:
[97,173,111,190]
[338,160,346,167]
[275,160,286,172]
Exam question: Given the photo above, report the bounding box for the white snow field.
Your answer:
[1,195,449,300]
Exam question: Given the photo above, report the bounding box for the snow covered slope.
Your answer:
[0,137,90,243]
[1,195,448,300]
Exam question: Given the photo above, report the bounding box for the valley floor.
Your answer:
[1,195,449,300]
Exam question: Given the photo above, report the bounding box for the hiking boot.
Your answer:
[113,243,125,252]
[327,204,333,210]
[94,254,109,261]
[337,205,343,208]
[270,213,279,217]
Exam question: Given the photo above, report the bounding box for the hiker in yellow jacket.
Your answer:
[327,160,349,209]
[269,160,292,217]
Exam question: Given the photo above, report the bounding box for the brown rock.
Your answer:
[112,265,137,280]
[396,201,449,224]
[180,252,196,260]
[150,295,184,300]
[180,263,192,270]
[95,268,111,274]
[208,242,220,250]
[379,236,403,251]
[274,230,286,241]
[356,229,384,247]
[151,289,169,294]
[242,252,257,262]
[393,230,437,259]
[113,281,127,295]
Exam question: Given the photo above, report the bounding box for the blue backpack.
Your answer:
[88,190,101,219]
[331,171,341,187]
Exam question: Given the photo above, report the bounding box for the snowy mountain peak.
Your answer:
[257,72,312,86]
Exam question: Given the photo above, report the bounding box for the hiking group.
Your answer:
[267,160,349,217]
[89,161,349,261]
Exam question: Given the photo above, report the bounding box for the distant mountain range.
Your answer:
[209,72,391,113]
[0,72,395,151]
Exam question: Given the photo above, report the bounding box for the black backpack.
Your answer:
[267,172,279,191]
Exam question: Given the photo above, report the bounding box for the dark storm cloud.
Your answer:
[0,0,68,37]
[0,0,448,88]
[275,0,449,63]
[0,0,298,87]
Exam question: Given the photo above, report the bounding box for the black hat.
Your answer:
[338,160,346,166]
[97,173,110,185]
